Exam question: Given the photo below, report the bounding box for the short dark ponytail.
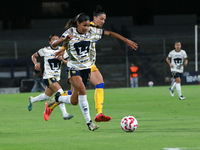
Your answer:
[64,13,90,29]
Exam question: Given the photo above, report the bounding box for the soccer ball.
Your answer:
[148,81,154,87]
[121,116,138,132]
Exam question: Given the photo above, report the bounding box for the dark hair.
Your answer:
[93,5,106,17]
[49,34,57,41]
[175,41,181,45]
[64,13,90,29]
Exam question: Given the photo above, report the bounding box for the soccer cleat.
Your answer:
[94,113,112,122]
[87,121,99,131]
[44,102,53,121]
[179,95,186,100]
[169,88,174,97]
[28,96,33,111]
[63,114,74,120]
[47,92,62,108]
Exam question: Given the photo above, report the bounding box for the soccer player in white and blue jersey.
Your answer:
[166,41,188,100]
[47,13,138,131]
[28,35,73,121]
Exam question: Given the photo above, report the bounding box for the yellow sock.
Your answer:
[95,88,104,114]
[49,91,70,110]
[49,103,59,110]
[61,91,70,96]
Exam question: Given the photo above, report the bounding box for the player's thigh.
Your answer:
[175,77,181,83]
[69,75,86,95]
[90,70,104,86]
[44,87,54,97]
[44,77,62,93]
[173,73,182,83]
[48,82,62,93]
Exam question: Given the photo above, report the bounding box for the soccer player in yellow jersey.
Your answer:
[90,6,111,122]
[91,5,138,122]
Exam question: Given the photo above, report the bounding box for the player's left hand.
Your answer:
[57,55,63,61]
[64,35,73,42]
[126,39,138,50]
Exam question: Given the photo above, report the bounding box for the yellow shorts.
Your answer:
[91,64,99,72]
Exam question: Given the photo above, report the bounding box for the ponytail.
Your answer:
[93,5,106,17]
[64,13,90,29]
[64,19,76,29]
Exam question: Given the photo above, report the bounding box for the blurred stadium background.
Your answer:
[0,0,200,92]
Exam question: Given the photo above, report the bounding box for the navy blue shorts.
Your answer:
[66,67,90,87]
[171,72,182,79]
[43,77,58,87]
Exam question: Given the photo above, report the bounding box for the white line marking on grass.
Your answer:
[163,147,200,150]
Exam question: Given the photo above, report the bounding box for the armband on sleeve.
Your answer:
[61,46,66,51]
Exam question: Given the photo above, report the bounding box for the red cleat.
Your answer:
[94,113,111,122]
[44,102,53,121]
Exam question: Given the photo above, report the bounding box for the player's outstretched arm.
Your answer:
[104,30,138,50]
[53,35,73,58]
[52,35,73,47]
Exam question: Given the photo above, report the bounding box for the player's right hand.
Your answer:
[35,63,41,71]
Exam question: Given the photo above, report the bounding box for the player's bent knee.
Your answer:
[71,101,78,105]
[78,88,86,95]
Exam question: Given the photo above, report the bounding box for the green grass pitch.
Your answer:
[0,85,200,150]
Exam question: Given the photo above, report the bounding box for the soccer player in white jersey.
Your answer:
[28,35,73,121]
[46,13,137,131]
[166,41,188,100]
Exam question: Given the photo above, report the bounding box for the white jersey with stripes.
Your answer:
[37,46,69,80]
[61,26,104,70]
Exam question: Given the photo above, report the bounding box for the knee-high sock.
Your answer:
[171,82,176,90]
[176,83,182,97]
[95,83,105,114]
[57,89,68,115]
[31,93,50,103]
[58,95,71,104]
[59,103,68,117]
[79,95,91,124]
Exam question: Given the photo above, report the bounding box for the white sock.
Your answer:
[171,82,176,90]
[31,93,50,103]
[176,83,182,97]
[57,88,63,94]
[58,95,71,104]
[59,103,68,117]
[78,95,91,124]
